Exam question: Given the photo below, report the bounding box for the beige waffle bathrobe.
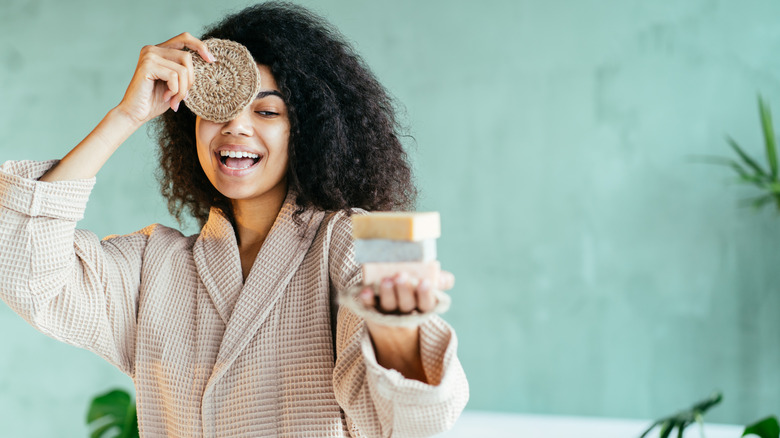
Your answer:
[0,160,469,437]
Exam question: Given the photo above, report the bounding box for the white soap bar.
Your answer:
[352,212,441,241]
[354,238,437,263]
[362,261,441,285]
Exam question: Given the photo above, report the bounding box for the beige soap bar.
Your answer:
[352,212,441,241]
[362,261,441,285]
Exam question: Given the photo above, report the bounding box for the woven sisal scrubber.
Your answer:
[338,284,451,327]
[185,39,261,123]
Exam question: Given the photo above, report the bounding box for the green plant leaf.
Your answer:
[727,136,768,177]
[640,420,661,438]
[90,422,119,438]
[86,389,139,438]
[721,159,765,186]
[767,182,780,194]
[86,389,130,423]
[728,160,755,176]
[693,391,723,413]
[742,416,780,438]
[659,420,674,438]
[677,421,689,438]
[122,403,140,438]
[641,392,722,438]
[736,173,766,187]
[759,96,779,180]
[740,194,776,210]
[686,155,738,166]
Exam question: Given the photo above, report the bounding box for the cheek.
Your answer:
[274,122,291,149]
[258,121,290,161]
[196,145,211,176]
[272,131,290,168]
[196,118,220,145]
[195,121,220,170]
[195,138,210,173]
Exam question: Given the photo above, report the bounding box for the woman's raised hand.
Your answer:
[116,32,214,126]
[39,33,214,182]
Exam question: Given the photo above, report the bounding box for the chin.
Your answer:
[217,186,260,201]
[216,180,287,204]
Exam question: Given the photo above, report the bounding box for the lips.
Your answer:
[214,146,264,175]
[222,156,257,169]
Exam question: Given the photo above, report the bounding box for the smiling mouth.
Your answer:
[217,151,262,170]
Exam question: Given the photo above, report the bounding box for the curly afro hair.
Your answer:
[154,1,417,227]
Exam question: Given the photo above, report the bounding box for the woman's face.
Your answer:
[195,64,290,204]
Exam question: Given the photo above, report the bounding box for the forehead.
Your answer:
[256,64,280,92]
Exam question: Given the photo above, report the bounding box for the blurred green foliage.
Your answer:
[714,96,780,211]
[86,389,138,438]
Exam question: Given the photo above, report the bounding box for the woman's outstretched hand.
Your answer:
[116,32,214,126]
[357,270,455,384]
[358,270,455,316]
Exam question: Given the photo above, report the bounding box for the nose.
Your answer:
[220,107,253,137]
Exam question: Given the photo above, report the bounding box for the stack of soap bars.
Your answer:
[352,212,441,287]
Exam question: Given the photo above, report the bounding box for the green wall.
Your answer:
[1,0,779,435]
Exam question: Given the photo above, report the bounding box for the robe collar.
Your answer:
[193,191,326,387]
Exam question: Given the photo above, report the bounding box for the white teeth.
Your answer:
[219,150,259,159]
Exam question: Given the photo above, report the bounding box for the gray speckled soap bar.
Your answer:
[354,238,437,263]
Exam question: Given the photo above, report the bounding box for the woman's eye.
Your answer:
[255,111,279,117]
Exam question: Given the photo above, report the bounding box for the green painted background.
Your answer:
[1,0,779,435]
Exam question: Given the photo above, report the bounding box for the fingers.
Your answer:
[165,57,189,112]
[141,32,213,111]
[158,32,215,63]
[395,274,417,313]
[417,279,436,312]
[362,270,453,314]
[138,45,194,111]
[359,287,375,308]
[119,32,214,124]
[439,270,455,291]
[378,279,398,312]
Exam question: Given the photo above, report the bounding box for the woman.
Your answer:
[0,2,467,437]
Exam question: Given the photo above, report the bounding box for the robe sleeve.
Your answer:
[0,160,149,376]
[328,210,470,437]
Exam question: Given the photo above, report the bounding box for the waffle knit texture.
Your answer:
[0,160,469,437]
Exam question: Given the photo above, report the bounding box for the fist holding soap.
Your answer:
[353,212,454,315]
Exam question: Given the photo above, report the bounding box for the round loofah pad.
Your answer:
[338,284,451,328]
[185,38,261,123]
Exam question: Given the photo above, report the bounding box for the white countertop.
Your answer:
[437,411,744,438]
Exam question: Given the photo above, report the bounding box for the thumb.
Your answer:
[438,270,455,291]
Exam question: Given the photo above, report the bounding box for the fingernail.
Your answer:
[207,52,216,62]
[419,279,431,292]
[172,101,179,112]
[382,279,393,289]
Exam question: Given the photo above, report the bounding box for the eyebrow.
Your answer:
[256,90,284,100]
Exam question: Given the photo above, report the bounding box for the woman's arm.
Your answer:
[0,160,150,373]
[40,32,214,182]
[0,34,214,373]
[327,212,469,437]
